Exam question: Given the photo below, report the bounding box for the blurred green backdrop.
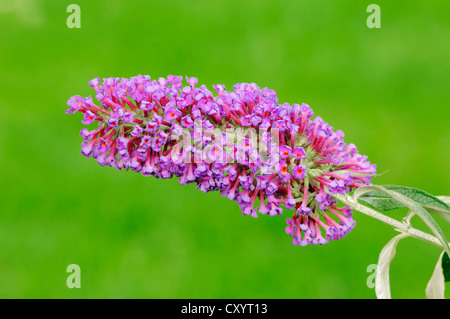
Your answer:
[0,0,449,299]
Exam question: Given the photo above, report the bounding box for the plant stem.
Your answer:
[331,193,446,249]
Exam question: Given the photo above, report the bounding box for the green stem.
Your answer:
[331,193,446,249]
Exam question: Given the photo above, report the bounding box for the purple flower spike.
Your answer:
[67,74,376,248]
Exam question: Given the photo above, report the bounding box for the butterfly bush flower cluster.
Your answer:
[66,74,376,246]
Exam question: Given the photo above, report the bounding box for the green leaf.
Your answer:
[443,252,450,283]
[355,185,450,257]
[429,196,450,224]
[359,192,405,211]
[359,185,450,214]
[375,233,409,299]
[426,251,446,299]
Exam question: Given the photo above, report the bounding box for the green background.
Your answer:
[1,0,449,299]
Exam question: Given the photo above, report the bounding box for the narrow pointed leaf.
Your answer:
[359,185,450,214]
[375,233,409,299]
[428,196,450,223]
[426,252,446,299]
[443,252,450,283]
